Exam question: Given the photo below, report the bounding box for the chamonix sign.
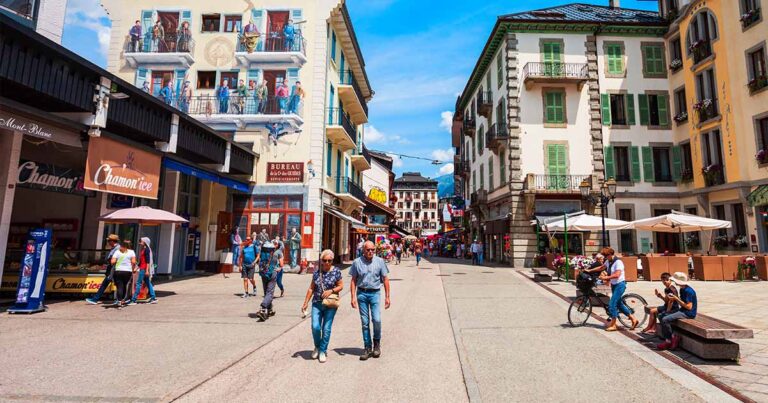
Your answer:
[84,137,161,199]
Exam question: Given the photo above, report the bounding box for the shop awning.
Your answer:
[389,223,412,236]
[326,207,366,230]
[364,197,397,217]
[163,158,250,193]
[748,185,768,207]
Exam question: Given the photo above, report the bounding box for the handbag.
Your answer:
[320,270,340,309]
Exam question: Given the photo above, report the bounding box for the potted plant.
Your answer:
[684,233,700,249]
[738,256,757,280]
[552,254,567,278]
[673,111,688,123]
[702,164,722,186]
[732,235,749,249]
[757,149,768,164]
[669,58,683,71]
[713,235,730,250]
[740,8,761,28]
[570,255,595,271]
[748,75,768,94]
[693,99,714,121]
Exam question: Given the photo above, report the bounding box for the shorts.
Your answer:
[241,265,256,279]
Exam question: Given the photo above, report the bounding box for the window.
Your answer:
[757,116,768,152]
[687,11,717,62]
[202,14,221,32]
[614,146,631,182]
[541,40,563,76]
[618,208,634,253]
[480,164,485,190]
[652,147,673,182]
[543,89,565,125]
[331,31,337,61]
[496,51,504,89]
[638,93,670,127]
[674,87,688,123]
[740,0,761,29]
[486,72,492,92]
[223,15,242,32]
[747,45,767,94]
[642,43,666,78]
[398,202,403,209]
[499,149,506,184]
[610,94,628,126]
[477,126,484,156]
[605,43,624,76]
[732,203,747,237]
[197,71,216,89]
[702,129,724,185]
[681,142,693,179]
[695,68,719,120]
[713,205,727,237]
[601,93,635,126]
[219,71,239,88]
[177,173,201,217]
[488,154,494,189]
[670,37,683,70]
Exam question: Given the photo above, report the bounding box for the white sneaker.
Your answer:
[311,348,319,359]
[318,352,327,363]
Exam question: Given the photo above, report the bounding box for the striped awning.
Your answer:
[748,185,768,207]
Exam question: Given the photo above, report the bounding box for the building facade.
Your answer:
[361,149,396,238]
[0,0,68,43]
[100,0,373,262]
[392,173,439,237]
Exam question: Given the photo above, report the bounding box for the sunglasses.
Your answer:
[322,259,333,263]
[364,248,375,251]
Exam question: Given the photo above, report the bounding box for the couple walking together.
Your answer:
[300,241,391,363]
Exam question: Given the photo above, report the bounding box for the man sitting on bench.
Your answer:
[641,272,678,334]
[657,272,698,350]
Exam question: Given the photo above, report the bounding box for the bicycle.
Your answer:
[567,274,649,328]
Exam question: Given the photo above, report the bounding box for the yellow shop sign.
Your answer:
[1,274,114,294]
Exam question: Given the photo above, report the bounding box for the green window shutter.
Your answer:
[644,46,664,75]
[638,94,649,126]
[547,144,558,176]
[489,155,494,189]
[630,146,642,182]
[326,142,332,176]
[604,146,615,180]
[554,92,564,123]
[141,10,153,52]
[671,145,682,182]
[626,94,636,125]
[497,52,504,89]
[545,92,555,123]
[607,45,623,74]
[601,94,611,126]
[135,67,149,88]
[657,94,669,126]
[174,69,186,96]
[556,145,566,175]
[642,146,654,182]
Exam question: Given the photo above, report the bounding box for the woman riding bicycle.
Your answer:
[599,248,639,332]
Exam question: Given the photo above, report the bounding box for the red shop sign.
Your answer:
[266,162,304,183]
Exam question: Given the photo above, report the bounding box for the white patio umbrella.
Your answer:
[99,206,189,225]
[541,213,631,232]
[628,210,731,233]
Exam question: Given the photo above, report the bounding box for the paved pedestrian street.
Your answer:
[2,256,752,402]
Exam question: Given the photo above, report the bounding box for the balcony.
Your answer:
[693,99,719,123]
[690,40,712,65]
[338,70,368,124]
[326,108,357,151]
[350,145,372,171]
[486,122,510,152]
[235,33,307,68]
[522,62,588,90]
[463,116,476,137]
[524,174,590,193]
[454,161,469,177]
[123,33,195,68]
[186,95,303,130]
[470,189,488,206]
[333,176,366,206]
[477,90,493,119]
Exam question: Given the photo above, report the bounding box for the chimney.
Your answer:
[609,0,620,9]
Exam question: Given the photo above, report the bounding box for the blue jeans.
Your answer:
[90,271,113,301]
[219,98,229,113]
[357,289,382,348]
[131,269,156,302]
[477,252,484,264]
[276,269,284,291]
[288,95,300,114]
[285,37,295,51]
[290,248,298,267]
[232,245,240,266]
[311,302,338,354]
[608,281,631,319]
[659,310,689,340]
[416,253,421,265]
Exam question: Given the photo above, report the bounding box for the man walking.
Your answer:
[238,236,259,297]
[256,242,282,321]
[86,234,121,304]
[350,241,391,360]
[470,240,479,265]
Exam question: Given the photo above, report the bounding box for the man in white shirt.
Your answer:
[599,247,639,332]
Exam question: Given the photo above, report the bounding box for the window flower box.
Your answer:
[673,111,688,123]
[669,58,683,71]
[740,8,761,29]
[748,75,768,94]
[757,149,768,164]
[702,163,723,186]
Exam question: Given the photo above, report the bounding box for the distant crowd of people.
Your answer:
[85,234,158,307]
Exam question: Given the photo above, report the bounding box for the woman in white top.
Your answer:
[110,240,136,307]
[599,247,639,331]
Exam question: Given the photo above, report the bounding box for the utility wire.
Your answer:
[368,149,450,165]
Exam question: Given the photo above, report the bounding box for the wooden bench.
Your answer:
[671,314,754,361]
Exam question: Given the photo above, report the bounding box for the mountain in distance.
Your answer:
[434,174,455,199]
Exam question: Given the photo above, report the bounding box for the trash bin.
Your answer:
[219,252,234,274]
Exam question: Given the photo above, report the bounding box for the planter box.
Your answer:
[757,256,768,280]
[642,256,669,281]
[668,256,690,277]
[619,256,638,282]
[692,256,724,281]
[721,256,742,281]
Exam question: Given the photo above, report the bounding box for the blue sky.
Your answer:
[62,0,658,178]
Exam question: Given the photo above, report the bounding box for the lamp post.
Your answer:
[579,178,617,247]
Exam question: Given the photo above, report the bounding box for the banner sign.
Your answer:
[8,228,51,313]
[0,110,82,148]
[266,162,304,183]
[1,273,115,294]
[84,137,161,199]
[16,160,94,196]
[366,225,388,234]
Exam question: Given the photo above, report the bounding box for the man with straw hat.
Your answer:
[657,272,698,350]
[86,234,121,305]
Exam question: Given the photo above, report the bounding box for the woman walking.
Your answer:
[110,240,136,307]
[599,247,639,331]
[395,242,402,265]
[301,249,343,363]
[129,237,157,305]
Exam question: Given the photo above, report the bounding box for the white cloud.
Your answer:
[387,153,404,168]
[438,163,454,176]
[439,111,454,133]
[364,124,410,145]
[431,148,455,162]
[65,0,110,59]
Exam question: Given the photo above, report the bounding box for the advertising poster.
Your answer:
[8,228,52,314]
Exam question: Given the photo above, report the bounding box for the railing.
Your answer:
[691,40,712,65]
[229,144,255,175]
[236,32,305,55]
[340,70,369,117]
[522,62,589,81]
[336,177,366,202]
[694,99,718,122]
[487,122,510,147]
[463,116,476,134]
[1,0,35,20]
[527,174,590,191]
[471,190,488,205]
[167,95,304,117]
[327,108,357,145]
[360,145,372,164]
[476,90,493,110]
[454,162,469,175]
[125,32,195,53]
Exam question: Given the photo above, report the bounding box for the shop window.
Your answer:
[674,87,688,123]
[201,14,221,32]
[241,195,302,240]
[223,15,242,33]
[641,43,666,78]
[197,71,216,89]
[176,173,200,217]
[746,45,767,94]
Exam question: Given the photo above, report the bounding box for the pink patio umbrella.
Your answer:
[389,233,402,240]
[99,206,188,226]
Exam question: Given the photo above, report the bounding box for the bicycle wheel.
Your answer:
[618,293,649,329]
[568,295,592,327]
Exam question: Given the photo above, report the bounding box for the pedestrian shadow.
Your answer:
[332,347,364,356]
[292,350,316,360]
[558,323,605,330]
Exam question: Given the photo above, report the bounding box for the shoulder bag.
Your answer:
[320,270,340,309]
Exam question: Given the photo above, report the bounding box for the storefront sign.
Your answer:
[16,160,94,196]
[1,273,114,294]
[367,225,388,234]
[368,187,387,204]
[266,162,304,183]
[84,137,161,199]
[8,229,51,313]
[0,110,83,148]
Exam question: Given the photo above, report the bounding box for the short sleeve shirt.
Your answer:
[112,250,135,272]
[312,267,342,302]
[608,258,625,285]
[679,286,697,318]
[349,256,389,290]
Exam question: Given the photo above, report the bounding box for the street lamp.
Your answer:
[579,178,617,247]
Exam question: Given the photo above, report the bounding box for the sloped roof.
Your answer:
[501,3,665,25]
[394,172,438,185]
